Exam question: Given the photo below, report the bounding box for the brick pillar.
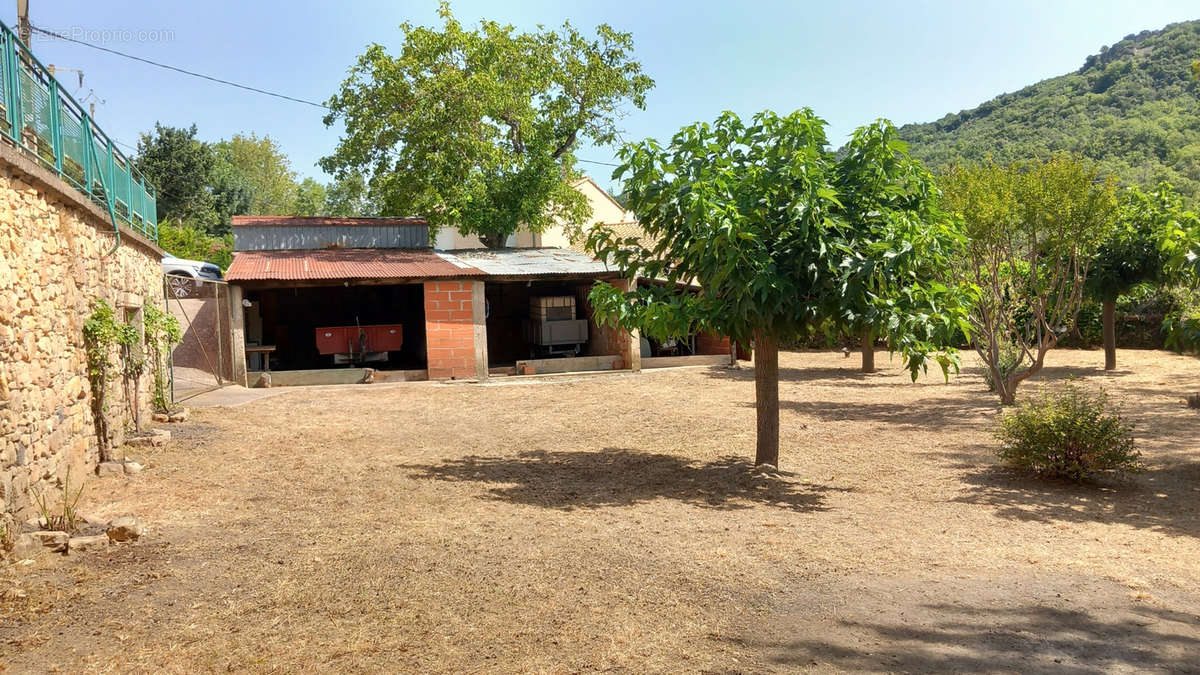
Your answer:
[424,281,482,379]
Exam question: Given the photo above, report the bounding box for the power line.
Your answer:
[29,25,329,109]
[577,158,620,167]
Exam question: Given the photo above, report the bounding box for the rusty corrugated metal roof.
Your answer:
[231,216,426,228]
[226,248,483,282]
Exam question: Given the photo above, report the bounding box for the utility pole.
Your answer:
[16,0,30,46]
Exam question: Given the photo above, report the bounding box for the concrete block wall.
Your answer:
[424,281,487,379]
[0,149,164,528]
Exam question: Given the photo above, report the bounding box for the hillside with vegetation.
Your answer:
[899,20,1200,201]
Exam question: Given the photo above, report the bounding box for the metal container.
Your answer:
[315,324,404,356]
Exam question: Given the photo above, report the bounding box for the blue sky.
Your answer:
[9,1,1199,191]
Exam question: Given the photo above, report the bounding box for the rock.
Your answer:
[68,534,109,553]
[125,429,170,448]
[9,533,45,559]
[254,372,272,388]
[97,461,124,477]
[167,408,188,423]
[152,412,169,423]
[27,530,69,553]
[123,461,143,475]
[106,516,144,542]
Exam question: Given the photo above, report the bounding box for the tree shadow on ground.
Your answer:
[402,449,846,512]
[952,462,1200,539]
[704,364,881,386]
[767,398,996,431]
[731,603,1199,672]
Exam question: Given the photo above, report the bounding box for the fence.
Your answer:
[165,276,234,401]
[0,21,157,241]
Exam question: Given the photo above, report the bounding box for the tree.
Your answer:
[324,170,379,217]
[292,178,327,216]
[832,121,967,373]
[219,133,299,216]
[321,2,653,248]
[1085,184,1175,370]
[589,110,965,467]
[135,123,216,230]
[941,155,1118,404]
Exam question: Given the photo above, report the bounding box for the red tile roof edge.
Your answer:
[231,216,427,228]
[225,248,483,282]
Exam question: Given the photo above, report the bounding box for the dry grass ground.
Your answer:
[1,348,1198,673]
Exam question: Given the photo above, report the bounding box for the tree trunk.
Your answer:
[1102,299,1117,371]
[478,232,509,250]
[861,327,875,373]
[754,330,780,467]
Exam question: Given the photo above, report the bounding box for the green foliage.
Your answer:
[139,124,346,242]
[321,1,654,248]
[1086,184,1175,302]
[900,21,1200,202]
[144,305,182,413]
[135,124,219,229]
[589,110,969,378]
[941,155,1118,403]
[217,133,302,216]
[324,170,380,217]
[995,382,1141,482]
[831,120,974,377]
[292,178,327,217]
[83,300,133,457]
[157,221,234,269]
[588,109,843,346]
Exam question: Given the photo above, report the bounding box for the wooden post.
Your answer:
[861,327,875,373]
[228,283,248,387]
[754,330,779,467]
[1102,299,1117,371]
[471,280,488,381]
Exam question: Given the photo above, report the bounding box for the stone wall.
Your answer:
[0,147,164,530]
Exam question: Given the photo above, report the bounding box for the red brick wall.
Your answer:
[575,282,631,358]
[424,281,477,379]
[695,331,732,356]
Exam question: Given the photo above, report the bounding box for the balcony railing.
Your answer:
[0,21,157,242]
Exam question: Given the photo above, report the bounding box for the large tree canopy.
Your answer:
[589,110,968,467]
[1086,183,1177,370]
[320,2,654,248]
[832,121,967,373]
[941,155,1118,404]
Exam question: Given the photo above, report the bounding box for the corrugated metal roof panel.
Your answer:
[226,248,484,282]
[438,247,613,277]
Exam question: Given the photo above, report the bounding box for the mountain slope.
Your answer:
[899,20,1200,201]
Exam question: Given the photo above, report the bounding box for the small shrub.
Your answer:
[31,466,85,533]
[995,382,1141,481]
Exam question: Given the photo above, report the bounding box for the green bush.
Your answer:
[995,382,1141,481]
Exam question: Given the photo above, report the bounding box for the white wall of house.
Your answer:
[432,177,631,251]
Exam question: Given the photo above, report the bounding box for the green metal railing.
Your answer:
[0,21,157,242]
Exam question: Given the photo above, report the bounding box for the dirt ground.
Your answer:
[2,348,1198,673]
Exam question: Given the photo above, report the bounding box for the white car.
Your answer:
[162,254,222,297]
